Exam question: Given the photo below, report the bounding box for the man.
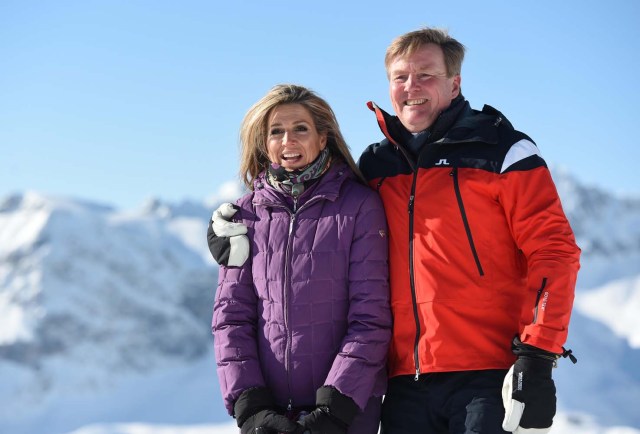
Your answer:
[208,27,580,434]
[357,27,580,434]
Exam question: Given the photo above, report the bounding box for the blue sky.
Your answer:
[1,0,639,210]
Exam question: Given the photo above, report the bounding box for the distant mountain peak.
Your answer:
[1,173,639,433]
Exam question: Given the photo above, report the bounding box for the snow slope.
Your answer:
[1,172,639,433]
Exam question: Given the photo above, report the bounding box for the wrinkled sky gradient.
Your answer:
[1,0,639,209]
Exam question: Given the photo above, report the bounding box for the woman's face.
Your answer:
[266,103,327,171]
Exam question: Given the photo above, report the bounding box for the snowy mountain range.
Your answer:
[1,172,639,434]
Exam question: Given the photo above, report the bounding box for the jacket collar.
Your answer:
[367,94,508,148]
[252,160,351,208]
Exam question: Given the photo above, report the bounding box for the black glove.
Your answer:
[502,337,568,433]
[299,386,359,434]
[234,387,301,434]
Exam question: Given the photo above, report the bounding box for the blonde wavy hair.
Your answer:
[238,84,363,189]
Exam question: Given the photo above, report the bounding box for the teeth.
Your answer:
[283,153,301,159]
[406,99,428,106]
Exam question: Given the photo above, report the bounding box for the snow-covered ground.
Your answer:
[2,173,640,433]
[65,412,640,434]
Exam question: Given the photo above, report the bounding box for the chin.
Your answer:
[408,119,433,132]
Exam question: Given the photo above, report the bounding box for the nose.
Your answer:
[405,74,420,92]
[282,131,293,145]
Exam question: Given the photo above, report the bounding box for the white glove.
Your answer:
[208,203,249,267]
[502,364,552,434]
[212,203,248,236]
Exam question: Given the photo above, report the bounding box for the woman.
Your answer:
[211,84,391,434]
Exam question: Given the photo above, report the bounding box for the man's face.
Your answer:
[388,43,461,133]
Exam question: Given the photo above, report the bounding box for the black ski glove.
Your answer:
[299,386,359,434]
[234,387,302,434]
[502,336,576,433]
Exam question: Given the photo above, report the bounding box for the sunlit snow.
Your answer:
[1,175,640,433]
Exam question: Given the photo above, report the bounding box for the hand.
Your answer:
[211,203,247,237]
[234,387,301,434]
[299,407,347,434]
[502,354,557,433]
[207,203,249,267]
[299,386,359,434]
[240,409,302,434]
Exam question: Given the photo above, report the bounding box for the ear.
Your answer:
[451,75,461,99]
[319,133,328,150]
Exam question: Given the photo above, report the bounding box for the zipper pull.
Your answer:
[291,184,303,212]
[414,369,420,381]
[408,195,415,213]
[560,347,578,364]
[289,214,296,235]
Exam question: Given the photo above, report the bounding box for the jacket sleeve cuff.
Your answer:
[316,386,359,426]
[233,387,274,427]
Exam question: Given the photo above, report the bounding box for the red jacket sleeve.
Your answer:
[498,166,581,354]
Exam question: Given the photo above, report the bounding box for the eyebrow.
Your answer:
[390,59,442,71]
[392,65,440,73]
[269,119,311,127]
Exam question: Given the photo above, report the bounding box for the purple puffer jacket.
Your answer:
[212,160,391,415]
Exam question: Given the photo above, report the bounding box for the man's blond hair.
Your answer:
[385,27,466,77]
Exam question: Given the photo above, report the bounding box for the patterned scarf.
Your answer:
[266,147,331,197]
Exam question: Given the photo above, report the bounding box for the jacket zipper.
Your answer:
[450,167,484,276]
[261,195,321,408]
[382,137,425,380]
[283,196,299,408]
[391,143,422,381]
[407,172,422,381]
[532,277,548,324]
[283,206,295,407]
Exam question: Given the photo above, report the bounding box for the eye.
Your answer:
[417,73,434,81]
[269,127,284,136]
[294,125,309,132]
[393,75,408,83]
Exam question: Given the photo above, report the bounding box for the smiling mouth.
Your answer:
[282,153,301,161]
[405,98,429,106]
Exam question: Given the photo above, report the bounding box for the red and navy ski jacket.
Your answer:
[358,97,581,378]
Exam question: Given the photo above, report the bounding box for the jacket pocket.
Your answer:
[450,167,484,276]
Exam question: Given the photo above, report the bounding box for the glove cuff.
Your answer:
[316,386,359,427]
[207,221,231,266]
[233,387,274,428]
[512,336,560,361]
[516,355,555,379]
